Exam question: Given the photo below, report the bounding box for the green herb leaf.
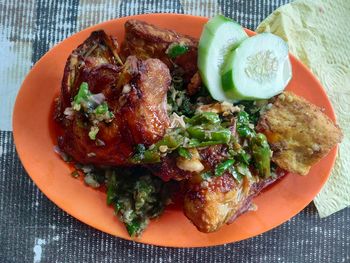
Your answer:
[187,139,228,148]
[215,159,235,177]
[106,172,170,237]
[126,220,141,237]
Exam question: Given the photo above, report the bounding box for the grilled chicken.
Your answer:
[56,30,171,166]
[257,92,343,175]
[120,19,200,90]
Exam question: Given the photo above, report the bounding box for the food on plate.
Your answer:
[121,19,198,87]
[183,144,286,232]
[256,91,343,175]
[198,14,247,101]
[106,169,172,237]
[56,30,171,165]
[56,30,121,116]
[54,15,342,237]
[221,33,292,100]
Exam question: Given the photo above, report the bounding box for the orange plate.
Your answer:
[13,14,338,247]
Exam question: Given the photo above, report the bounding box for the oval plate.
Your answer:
[13,14,337,247]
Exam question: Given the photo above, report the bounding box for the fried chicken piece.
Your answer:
[182,145,286,232]
[148,143,285,232]
[147,152,194,181]
[120,19,199,85]
[184,173,252,233]
[120,56,171,145]
[57,30,121,118]
[257,91,343,175]
[187,72,202,96]
[57,31,171,165]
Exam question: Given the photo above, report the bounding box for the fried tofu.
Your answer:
[257,91,342,175]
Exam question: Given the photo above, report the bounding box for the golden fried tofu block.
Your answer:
[257,92,342,175]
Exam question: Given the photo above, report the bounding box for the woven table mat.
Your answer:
[0,1,349,262]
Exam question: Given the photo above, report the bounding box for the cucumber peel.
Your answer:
[198,15,248,102]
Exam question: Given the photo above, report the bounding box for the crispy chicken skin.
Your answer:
[184,174,252,233]
[57,30,120,118]
[57,30,171,165]
[182,145,285,232]
[147,153,195,181]
[257,91,343,175]
[121,19,199,84]
[120,57,171,145]
[184,172,285,233]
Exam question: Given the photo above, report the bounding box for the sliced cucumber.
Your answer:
[221,33,292,100]
[198,15,248,101]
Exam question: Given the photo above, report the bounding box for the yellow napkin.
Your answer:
[256,0,350,217]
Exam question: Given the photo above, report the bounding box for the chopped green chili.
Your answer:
[106,171,170,237]
[186,126,231,143]
[250,133,271,178]
[178,147,192,160]
[236,111,254,138]
[166,43,189,58]
[73,82,90,107]
[88,126,99,140]
[188,112,221,125]
[215,159,235,177]
[94,102,108,114]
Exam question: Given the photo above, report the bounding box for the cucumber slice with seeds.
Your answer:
[198,15,248,102]
[221,33,292,100]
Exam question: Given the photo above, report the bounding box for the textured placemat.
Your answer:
[1,131,349,262]
[1,1,350,262]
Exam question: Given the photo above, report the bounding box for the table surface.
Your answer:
[0,0,349,262]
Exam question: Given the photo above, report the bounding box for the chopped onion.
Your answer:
[53,145,70,162]
[81,165,94,174]
[84,174,100,188]
[169,113,186,129]
[63,107,74,120]
[90,93,105,105]
[96,139,106,146]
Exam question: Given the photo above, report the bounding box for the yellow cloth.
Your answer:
[256,0,350,217]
